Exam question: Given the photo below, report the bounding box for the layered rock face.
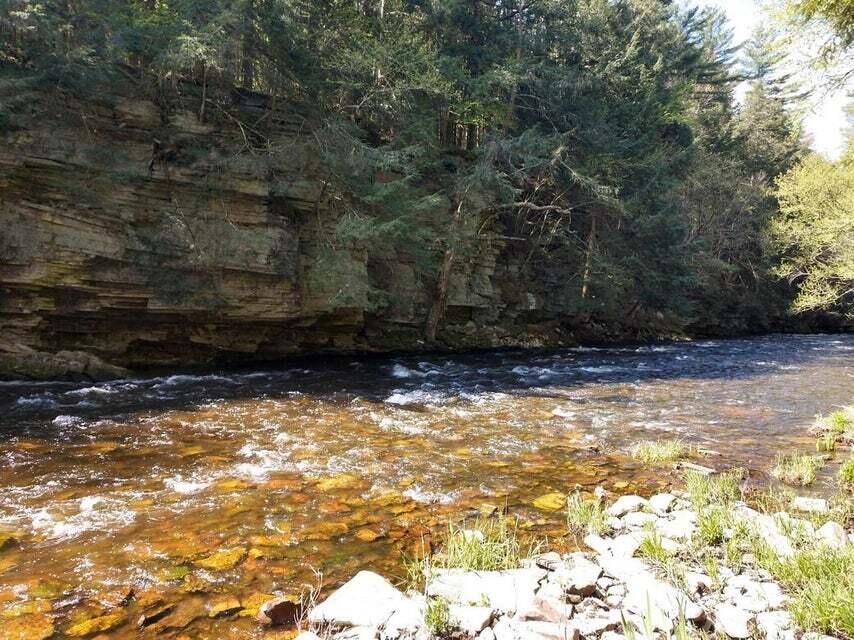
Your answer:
[0,90,591,379]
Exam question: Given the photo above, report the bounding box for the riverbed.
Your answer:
[0,334,851,638]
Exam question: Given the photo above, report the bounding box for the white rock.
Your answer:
[656,513,696,541]
[533,552,563,571]
[583,533,611,556]
[623,512,658,528]
[552,554,602,596]
[598,554,650,582]
[516,595,572,624]
[623,572,705,631]
[309,571,416,629]
[610,533,643,558]
[448,605,494,635]
[816,521,847,548]
[607,517,626,532]
[382,593,425,639]
[478,628,496,640]
[757,610,794,640]
[724,575,778,613]
[733,505,793,557]
[295,633,323,640]
[607,495,648,517]
[649,493,677,515]
[660,537,681,554]
[462,529,486,543]
[517,621,581,640]
[335,627,379,640]
[791,496,828,513]
[601,632,626,640]
[573,610,622,635]
[685,571,712,596]
[715,604,753,639]
[427,568,546,614]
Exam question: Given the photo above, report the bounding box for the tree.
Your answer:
[772,144,854,316]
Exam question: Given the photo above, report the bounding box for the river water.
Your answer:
[0,334,852,637]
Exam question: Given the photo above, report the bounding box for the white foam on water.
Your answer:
[403,485,460,505]
[384,389,447,406]
[15,394,58,408]
[26,497,136,540]
[164,476,212,495]
[391,364,424,379]
[552,407,577,418]
[52,415,83,427]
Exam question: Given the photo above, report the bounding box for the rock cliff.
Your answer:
[2,88,623,379]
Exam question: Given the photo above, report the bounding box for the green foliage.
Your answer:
[630,440,694,464]
[839,458,854,485]
[772,147,854,317]
[771,454,823,486]
[751,539,854,636]
[428,518,538,573]
[566,492,609,537]
[424,597,451,636]
[685,469,743,510]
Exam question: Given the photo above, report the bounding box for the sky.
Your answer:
[692,0,850,159]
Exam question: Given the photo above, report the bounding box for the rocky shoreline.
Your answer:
[290,489,853,640]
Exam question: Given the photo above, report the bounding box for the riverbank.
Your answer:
[293,472,853,640]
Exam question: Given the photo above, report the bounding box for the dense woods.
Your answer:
[1,0,851,342]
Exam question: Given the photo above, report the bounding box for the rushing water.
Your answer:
[0,334,852,637]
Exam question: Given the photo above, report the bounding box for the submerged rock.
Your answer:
[532,493,566,511]
[66,612,126,637]
[1,613,55,640]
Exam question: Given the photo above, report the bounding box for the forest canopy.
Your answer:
[1,0,851,335]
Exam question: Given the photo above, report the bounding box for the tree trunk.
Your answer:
[242,3,255,89]
[581,214,597,299]
[425,196,463,342]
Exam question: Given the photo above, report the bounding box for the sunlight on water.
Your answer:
[0,334,851,637]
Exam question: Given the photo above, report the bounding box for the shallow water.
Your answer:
[0,334,852,637]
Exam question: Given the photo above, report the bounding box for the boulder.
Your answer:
[517,596,572,624]
[815,521,847,548]
[715,604,752,639]
[607,496,648,517]
[551,554,602,596]
[609,533,642,558]
[649,493,677,515]
[623,572,704,631]
[582,534,611,556]
[335,627,378,640]
[790,497,828,513]
[756,611,794,640]
[623,512,658,528]
[427,568,545,614]
[448,605,494,636]
[309,571,416,629]
[573,610,622,635]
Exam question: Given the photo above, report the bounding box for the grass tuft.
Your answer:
[839,458,854,486]
[685,468,742,510]
[630,440,694,464]
[637,528,671,564]
[566,492,609,537]
[424,597,451,636]
[751,539,854,637]
[771,454,823,486]
[695,507,727,546]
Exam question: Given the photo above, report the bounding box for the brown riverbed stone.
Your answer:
[66,612,126,637]
[207,596,241,618]
[354,528,384,542]
[315,474,361,491]
[1,613,55,640]
[194,547,246,571]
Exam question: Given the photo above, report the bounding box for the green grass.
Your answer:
[425,518,538,574]
[685,468,742,510]
[750,540,854,637]
[839,458,854,486]
[695,507,727,546]
[566,492,609,536]
[637,528,671,564]
[771,453,823,486]
[630,439,694,464]
[424,597,451,636]
[817,432,837,452]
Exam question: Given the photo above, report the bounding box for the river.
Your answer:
[0,334,852,638]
